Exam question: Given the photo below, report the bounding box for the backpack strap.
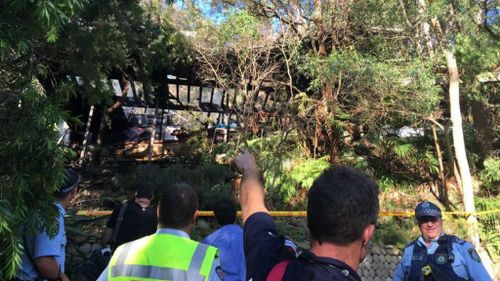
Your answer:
[266,260,291,281]
[111,203,128,244]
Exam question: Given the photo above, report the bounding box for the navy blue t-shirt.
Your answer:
[244,212,362,281]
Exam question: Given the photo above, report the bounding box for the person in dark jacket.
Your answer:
[101,186,157,251]
[233,150,379,281]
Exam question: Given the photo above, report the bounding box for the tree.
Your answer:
[0,1,187,278]
[0,1,87,277]
[411,0,497,273]
[192,10,299,145]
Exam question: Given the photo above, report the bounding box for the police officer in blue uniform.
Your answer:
[393,201,492,281]
[233,150,380,281]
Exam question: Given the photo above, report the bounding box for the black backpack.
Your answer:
[81,203,128,281]
[81,247,112,281]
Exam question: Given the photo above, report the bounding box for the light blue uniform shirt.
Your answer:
[17,202,67,281]
[97,228,223,281]
[203,224,246,281]
[393,233,492,281]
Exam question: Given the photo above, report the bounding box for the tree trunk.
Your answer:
[432,125,448,207]
[312,0,341,163]
[78,105,95,167]
[446,46,495,279]
[416,0,435,58]
[444,47,480,246]
[471,100,493,158]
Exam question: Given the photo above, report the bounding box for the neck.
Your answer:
[423,236,436,246]
[310,240,363,271]
[422,232,442,245]
[58,196,71,209]
[159,224,192,234]
[135,198,150,208]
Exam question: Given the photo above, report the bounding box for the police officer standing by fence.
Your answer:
[17,168,81,281]
[97,183,223,281]
[393,201,492,281]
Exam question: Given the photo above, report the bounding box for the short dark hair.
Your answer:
[135,186,154,199]
[159,183,198,229]
[214,198,237,225]
[307,166,379,245]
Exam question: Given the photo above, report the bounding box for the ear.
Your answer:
[192,210,198,224]
[362,224,376,244]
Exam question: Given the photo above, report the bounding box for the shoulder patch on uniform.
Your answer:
[468,248,482,263]
[216,265,224,280]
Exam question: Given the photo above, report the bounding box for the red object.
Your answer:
[266,260,291,281]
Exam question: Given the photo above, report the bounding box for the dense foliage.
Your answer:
[189,0,499,268]
[118,162,234,209]
[0,0,188,278]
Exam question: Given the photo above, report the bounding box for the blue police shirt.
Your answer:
[96,228,223,281]
[393,233,492,281]
[244,212,361,281]
[203,224,246,281]
[17,202,67,281]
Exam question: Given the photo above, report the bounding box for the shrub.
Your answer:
[288,157,331,190]
[475,197,500,261]
[373,217,415,249]
[479,157,500,194]
[118,162,234,209]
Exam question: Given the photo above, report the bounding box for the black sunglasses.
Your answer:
[417,216,440,223]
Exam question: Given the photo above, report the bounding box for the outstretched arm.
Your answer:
[233,150,268,223]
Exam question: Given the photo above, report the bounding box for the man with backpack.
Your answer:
[101,186,157,251]
[97,183,223,281]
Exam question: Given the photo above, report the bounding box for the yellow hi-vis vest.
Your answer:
[108,230,218,281]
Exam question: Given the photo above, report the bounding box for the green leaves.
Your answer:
[394,143,417,158]
[302,50,441,132]
[0,1,192,278]
[0,233,22,279]
[219,10,262,45]
[479,157,500,192]
[288,157,330,190]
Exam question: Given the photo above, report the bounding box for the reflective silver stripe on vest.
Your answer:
[111,242,210,281]
[188,243,209,277]
[111,264,205,281]
[116,242,134,265]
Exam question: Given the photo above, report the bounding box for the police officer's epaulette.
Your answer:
[404,239,418,249]
[451,236,466,245]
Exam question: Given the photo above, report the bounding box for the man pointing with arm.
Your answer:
[233,150,380,281]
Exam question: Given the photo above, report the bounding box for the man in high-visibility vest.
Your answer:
[97,183,223,281]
